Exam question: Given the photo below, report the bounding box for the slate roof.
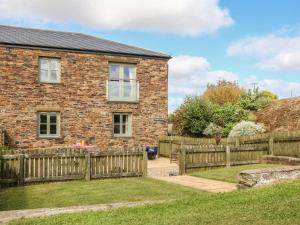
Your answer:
[0,25,171,59]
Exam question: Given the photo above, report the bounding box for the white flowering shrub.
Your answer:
[203,123,222,137]
[228,121,266,137]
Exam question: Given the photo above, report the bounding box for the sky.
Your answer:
[0,0,300,112]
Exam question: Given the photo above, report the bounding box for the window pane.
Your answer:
[109,81,120,97]
[123,65,135,80]
[123,81,132,97]
[122,125,127,134]
[50,70,58,81]
[122,115,128,123]
[40,70,48,81]
[50,60,58,70]
[50,124,57,135]
[114,114,120,123]
[40,114,47,123]
[40,59,48,70]
[40,124,47,135]
[109,65,120,80]
[50,114,57,123]
[114,124,120,134]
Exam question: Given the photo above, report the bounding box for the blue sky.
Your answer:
[1,0,300,112]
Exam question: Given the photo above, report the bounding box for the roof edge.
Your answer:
[0,43,172,60]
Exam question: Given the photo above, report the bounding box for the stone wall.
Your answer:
[238,166,300,188]
[0,46,168,149]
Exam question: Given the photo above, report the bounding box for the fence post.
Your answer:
[268,133,274,155]
[85,152,91,181]
[170,136,173,157]
[225,146,230,168]
[179,148,186,175]
[18,154,24,186]
[143,150,148,177]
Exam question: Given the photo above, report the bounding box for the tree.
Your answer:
[203,80,243,105]
[173,97,215,136]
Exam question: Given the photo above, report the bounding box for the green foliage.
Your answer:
[203,123,222,137]
[239,89,278,111]
[172,82,278,137]
[229,121,266,137]
[173,97,215,136]
[212,103,247,127]
[221,122,237,137]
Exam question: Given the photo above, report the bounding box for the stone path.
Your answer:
[148,157,237,193]
[154,175,237,193]
[0,200,167,224]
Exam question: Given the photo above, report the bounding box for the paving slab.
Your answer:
[154,175,237,192]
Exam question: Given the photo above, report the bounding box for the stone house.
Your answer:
[0,25,170,149]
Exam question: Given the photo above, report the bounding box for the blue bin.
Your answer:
[146,146,158,160]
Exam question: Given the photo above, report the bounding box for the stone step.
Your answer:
[262,155,300,165]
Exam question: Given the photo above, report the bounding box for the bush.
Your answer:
[228,121,266,137]
[239,89,278,111]
[203,80,244,105]
[221,122,237,137]
[212,103,248,127]
[172,97,215,136]
[203,123,222,137]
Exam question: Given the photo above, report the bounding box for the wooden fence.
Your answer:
[159,130,300,158]
[0,149,147,187]
[179,144,269,174]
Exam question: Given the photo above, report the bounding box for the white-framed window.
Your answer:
[107,63,139,102]
[38,112,60,138]
[113,113,132,137]
[39,58,61,83]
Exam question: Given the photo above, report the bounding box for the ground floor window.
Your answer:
[38,112,60,138]
[113,113,132,137]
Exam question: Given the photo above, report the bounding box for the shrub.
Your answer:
[221,122,237,137]
[212,103,248,127]
[228,121,266,137]
[203,80,244,105]
[203,123,222,137]
[239,89,278,111]
[172,97,215,136]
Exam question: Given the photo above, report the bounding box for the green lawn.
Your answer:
[190,164,280,183]
[8,179,300,225]
[0,177,201,211]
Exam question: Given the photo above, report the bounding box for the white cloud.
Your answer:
[168,55,300,112]
[244,76,300,98]
[227,31,300,71]
[0,0,233,36]
[168,55,238,111]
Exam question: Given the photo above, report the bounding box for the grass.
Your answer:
[0,177,201,211]
[190,164,280,183]
[8,179,300,225]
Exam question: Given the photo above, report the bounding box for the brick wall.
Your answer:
[0,47,168,149]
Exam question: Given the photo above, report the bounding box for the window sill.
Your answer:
[37,136,62,139]
[107,100,139,104]
[39,81,61,84]
[113,136,133,139]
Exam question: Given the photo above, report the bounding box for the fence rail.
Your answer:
[159,130,300,158]
[0,149,147,187]
[179,145,269,174]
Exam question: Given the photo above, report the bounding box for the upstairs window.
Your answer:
[107,63,139,102]
[38,112,60,138]
[39,58,61,83]
[113,113,132,137]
